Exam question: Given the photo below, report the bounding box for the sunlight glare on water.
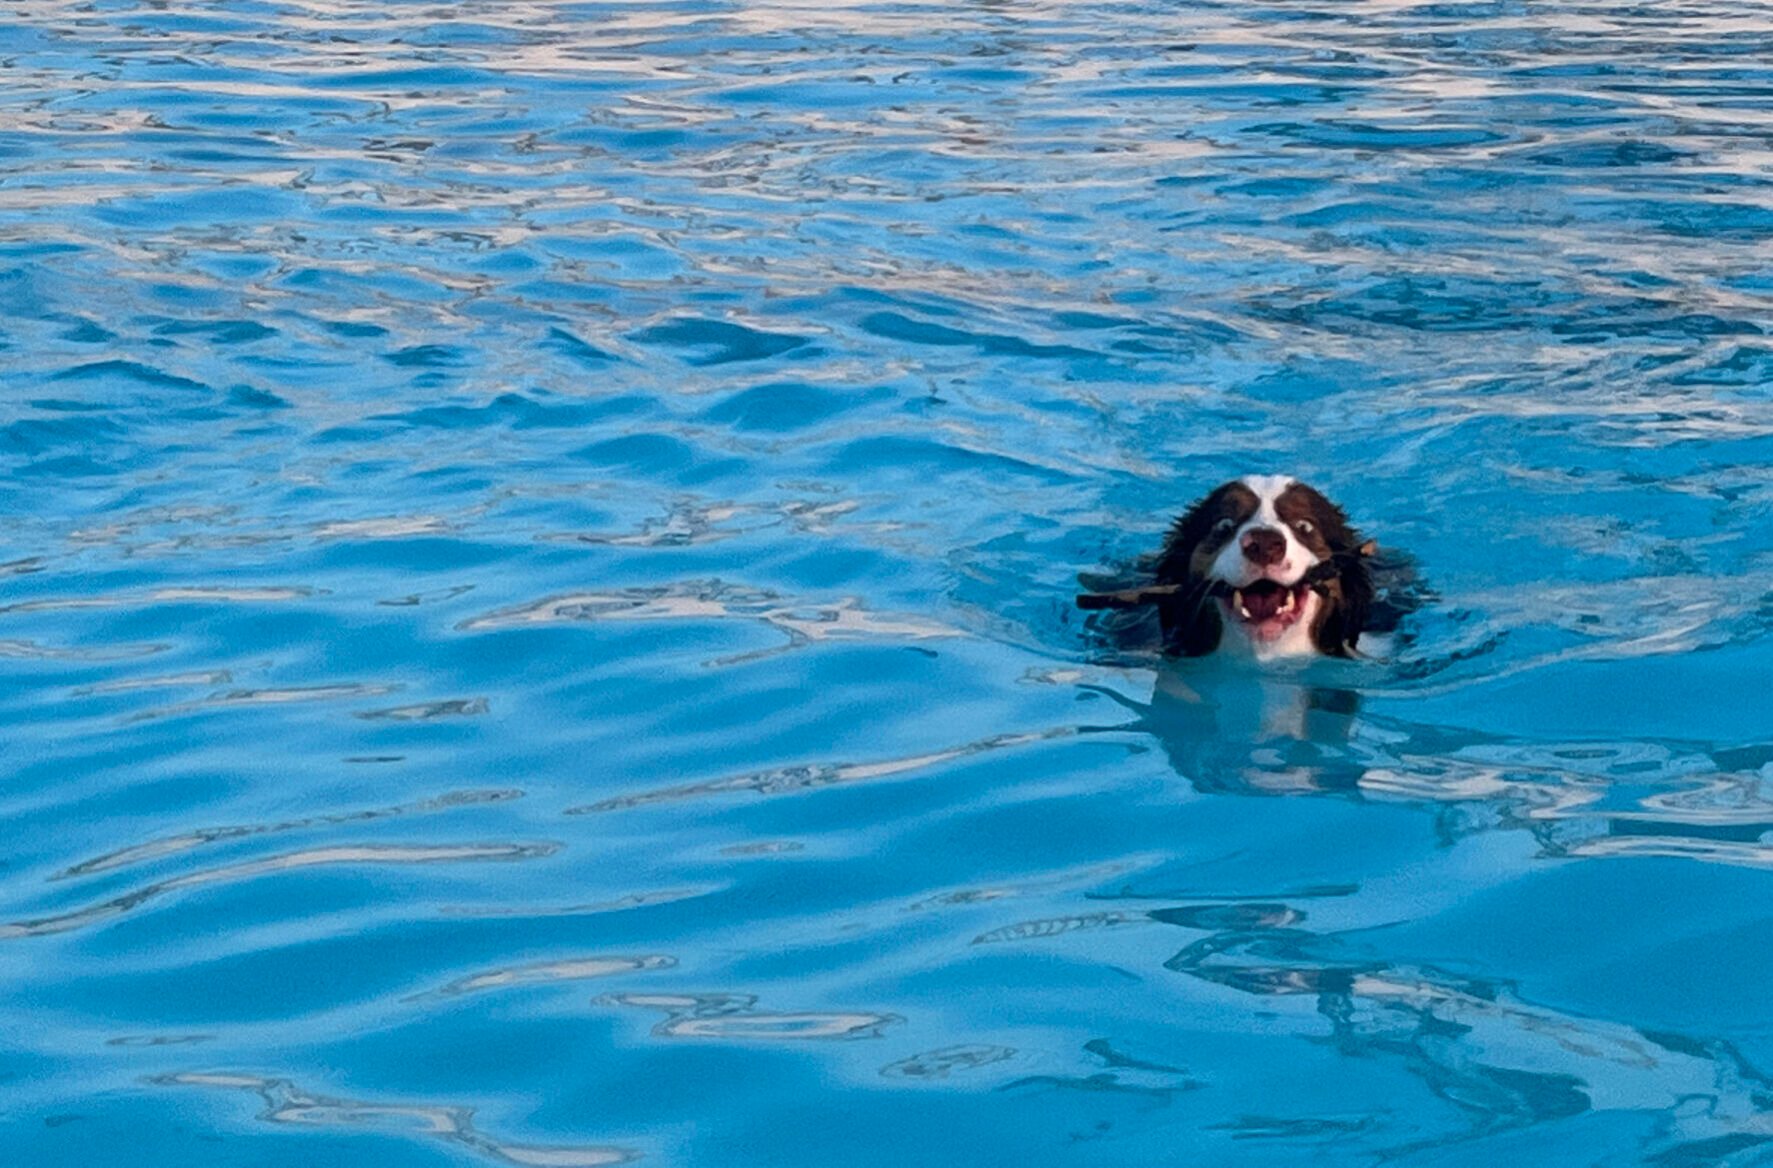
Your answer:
[3,0,1773,1164]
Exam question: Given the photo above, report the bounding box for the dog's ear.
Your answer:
[1311,528,1374,658]
[1155,485,1238,583]
[1154,497,1225,656]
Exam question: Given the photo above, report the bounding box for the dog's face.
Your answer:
[1155,475,1371,659]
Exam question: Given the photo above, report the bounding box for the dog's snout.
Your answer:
[1241,527,1286,566]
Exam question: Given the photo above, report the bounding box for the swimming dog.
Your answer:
[1078,475,1379,660]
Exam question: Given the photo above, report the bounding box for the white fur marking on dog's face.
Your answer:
[1205,475,1320,591]
[1200,475,1327,660]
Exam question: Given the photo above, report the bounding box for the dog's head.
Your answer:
[1154,475,1372,659]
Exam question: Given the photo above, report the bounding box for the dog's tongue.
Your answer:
[1238,582,1286,622]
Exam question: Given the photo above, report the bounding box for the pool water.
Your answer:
[4,1,1773,1164]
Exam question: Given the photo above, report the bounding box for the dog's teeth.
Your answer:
[1280,591,1295,614]
[1233,589,1251,619]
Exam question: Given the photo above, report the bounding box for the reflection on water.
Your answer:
[460,581,958,666]
[127,682,403,722]
[437,887,718,920]
[57,788,522,879]
[421,954,676,1000]
[357,698,491,721]
[4,0,1773,1163]
[1157,906,1773,1162]
[904,859,1137,913]
[600,992,901,1042]
[1100,666,1773,869]
[882,1043,1017,1080]
[971,910,1148,945]
[4,843,557,938]
[156,1072,635,1167]
[70,669,235,696]
[107,1034,213,1048]
[719,839,805,856]
[0,586,319,614]
[536,498,875,549]
[0,638,168,661]
[574,726,1077,812]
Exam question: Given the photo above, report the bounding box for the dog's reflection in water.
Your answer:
[1087,673,1773,1160]
[1086,663,1377,798]
[1153,901,1773,1158]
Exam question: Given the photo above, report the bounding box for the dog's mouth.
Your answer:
[1219,579,1310,639]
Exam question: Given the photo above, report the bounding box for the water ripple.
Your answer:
[572,727,1077,813]
[57,789,522,879]
[881,1044,1017,1080]
[357,698,490,721]
[7,0,1773,1162]
[4,843,557,939]
[0,586,319,615]
[460,580,959,665]
[418,955,676,1000]
[127,682,402,722]
[155,1072,635,1167]
[972,911,1150,946]
[600,992,900,1042]
[437,887,717,920]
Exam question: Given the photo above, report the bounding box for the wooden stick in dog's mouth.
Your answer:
[1074,541,1376,611]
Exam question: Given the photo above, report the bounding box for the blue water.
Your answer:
[4,1,1773,1163]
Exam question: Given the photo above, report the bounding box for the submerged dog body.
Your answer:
[1152,476,1373,660]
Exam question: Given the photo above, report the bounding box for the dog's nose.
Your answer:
[1241,527,1286,566]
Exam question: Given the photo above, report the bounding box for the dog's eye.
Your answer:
[1212,518,1235,537]
[1293,519,1316,535]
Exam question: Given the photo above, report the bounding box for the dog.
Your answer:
[1078,475,1384,661]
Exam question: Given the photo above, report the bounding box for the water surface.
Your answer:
[4,1,1773,1164]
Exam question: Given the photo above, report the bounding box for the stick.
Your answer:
[1075,584,1186,610]
[1074,542,1379,611]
